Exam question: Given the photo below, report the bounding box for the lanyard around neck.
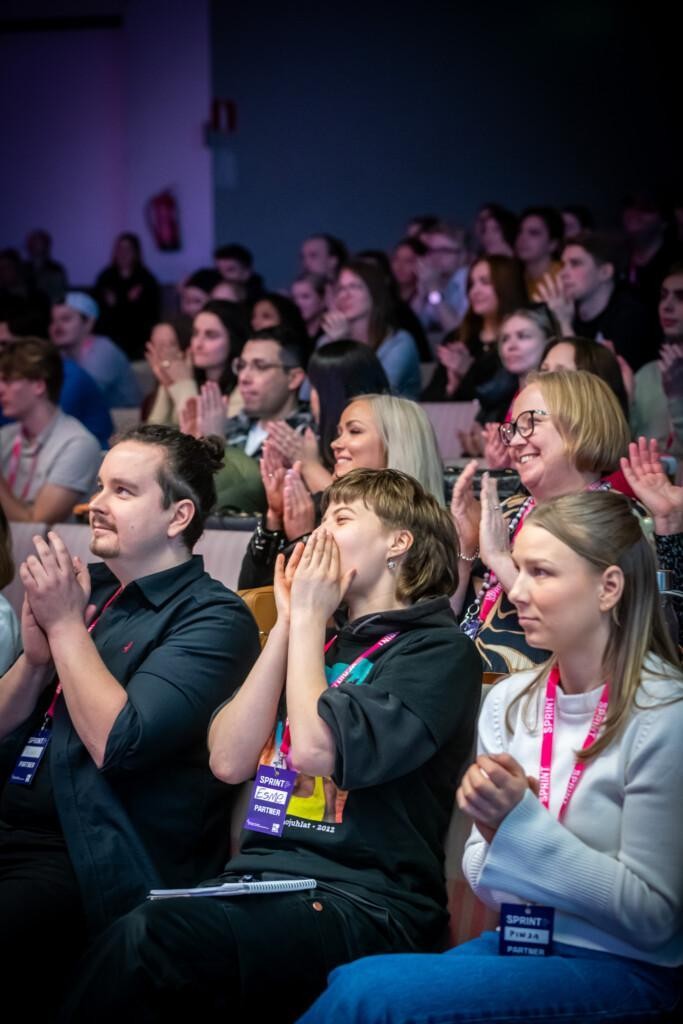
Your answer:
[6,433,42,502]
[538,664,609,821]
[278,631,399,762]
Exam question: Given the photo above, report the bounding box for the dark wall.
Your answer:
[211,1,678,289]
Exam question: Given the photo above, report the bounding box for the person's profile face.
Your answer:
[659,273,683,341]
[468,261,498,318]
[330,400,386,478]
[191,312,231,372]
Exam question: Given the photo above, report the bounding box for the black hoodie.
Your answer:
[230,596,482,948]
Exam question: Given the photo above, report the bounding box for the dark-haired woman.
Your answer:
[145,300,248,427]
[93,232,160,359]
[421,255,527,422]
[320,261,421,399]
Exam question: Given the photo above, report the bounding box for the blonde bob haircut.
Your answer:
[356,394,445,505]
[322,468,458,603]
[525,368,630,474]
[508,490,681,761]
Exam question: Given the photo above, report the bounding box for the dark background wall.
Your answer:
[211,1,678,289]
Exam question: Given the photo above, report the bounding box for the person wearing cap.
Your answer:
[0,337,102,523]
[50,293,141,408]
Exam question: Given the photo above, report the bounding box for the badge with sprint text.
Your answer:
[9,727,51,786]
[244,764,297,837]
[499,903,555,957]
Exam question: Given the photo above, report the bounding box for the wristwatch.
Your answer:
[428,289,443,306]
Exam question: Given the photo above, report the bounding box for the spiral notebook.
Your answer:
[147,877,317,900]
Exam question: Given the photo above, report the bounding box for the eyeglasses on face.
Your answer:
[498,409,549,447]
[231,357,296,375]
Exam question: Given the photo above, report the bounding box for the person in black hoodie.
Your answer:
[58,469,482,1024]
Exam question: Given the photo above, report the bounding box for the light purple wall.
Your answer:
[0,1,213,288]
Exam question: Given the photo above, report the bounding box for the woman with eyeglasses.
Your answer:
[450,369,683,673]
[318,260,421,400]
[145,300,249,429]
[296,489,682,1024]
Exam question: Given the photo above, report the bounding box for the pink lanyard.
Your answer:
[538,664,609,821]
[44,585,123,722]
[6,434,41,502]
[278,631,399,760]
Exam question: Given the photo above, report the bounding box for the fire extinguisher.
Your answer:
[146,189,181,252]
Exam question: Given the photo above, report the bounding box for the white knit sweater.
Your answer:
[463,660,683,966]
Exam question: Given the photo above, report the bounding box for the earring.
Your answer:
[387,558,397,570]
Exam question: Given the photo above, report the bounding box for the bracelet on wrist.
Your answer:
[458,549,479,562]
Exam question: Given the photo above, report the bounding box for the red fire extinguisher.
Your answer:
[146,189,181,252]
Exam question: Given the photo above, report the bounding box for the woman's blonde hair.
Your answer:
[359,394,445,505]
[525,369,630,474]
[322,468,458,602]
[507,490,682,760]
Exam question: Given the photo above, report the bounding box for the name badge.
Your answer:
[499,902,555,957]
[9,727,51,786]
[244,764,297,837]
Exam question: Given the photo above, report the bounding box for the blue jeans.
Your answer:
[296,931,681,1023]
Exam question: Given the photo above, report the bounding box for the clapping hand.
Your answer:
[321,310,350,341]
[533,274,573,333]
[660,342,683,400]
[197,381,228,438]
[273,543,305,623]
[266,420,306,466]
[620,436,683,535]
[482,423,511,470]
[259,441,287,528]
[20,534,93,637]
[457,752,537,842]
[283,462,316,540]
[450,460,481,561]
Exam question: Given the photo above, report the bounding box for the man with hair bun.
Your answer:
[0,424,260,1011]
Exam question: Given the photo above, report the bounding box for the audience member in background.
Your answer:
[479,204,518,258]
[223,326,310,459]
[251,292,310,352]
[300,233,348,285]
[356,249,431,363]
[320,260,421,399]
[93,233,160,360]
[473,304,561,468]
[291,273,328,344]
[540,335,630,418]
[23,229,68,304]
[50,292,140,408]
[0,505,20,673]
[631,264,683,455]
[0,425,260,1012]
[146,300,248,430]
[57,467,481,1024]
[0,306,113,448]
[0,338,101,523]
[179,268,223,318]
[538,233,654,371]
[210,280,244,302]
[239,391,444,589]
[391,237,427,307]
[622,192,683,310]
[214,242,263,303]
[414,222,470,343]
[515,206,564,299]
[405,213,440,239]
[561,203,595,239]
[0,249,30,303]
[451,370,683,673]
[299,490,682,1024]
[421,255,527,419]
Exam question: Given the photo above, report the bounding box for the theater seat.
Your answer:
[237,586,276,648]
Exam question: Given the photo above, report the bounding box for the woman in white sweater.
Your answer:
[297,489,683,1024]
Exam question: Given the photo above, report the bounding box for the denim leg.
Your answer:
[296,932,681,1024]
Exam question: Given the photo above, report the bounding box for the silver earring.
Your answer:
[387,558,397,570]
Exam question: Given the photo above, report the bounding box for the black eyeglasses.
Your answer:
[498,409,549,447]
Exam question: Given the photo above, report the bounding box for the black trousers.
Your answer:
[58,885,413,1024]
[0,828,87,1013]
